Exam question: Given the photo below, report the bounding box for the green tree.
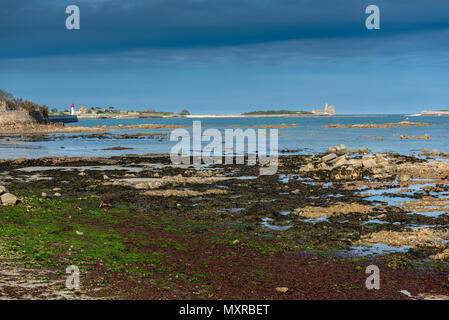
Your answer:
[180,109,190,115]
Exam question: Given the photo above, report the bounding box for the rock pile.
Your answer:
[300,145,392,179]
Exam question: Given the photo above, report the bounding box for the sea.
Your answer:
[1,115,448,159]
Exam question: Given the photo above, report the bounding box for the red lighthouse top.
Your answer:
[71,103,75,108]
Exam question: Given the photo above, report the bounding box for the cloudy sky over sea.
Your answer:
[1,0,448,114]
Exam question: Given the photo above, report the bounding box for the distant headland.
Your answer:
[410,110,449,117]
[46,102,340,119]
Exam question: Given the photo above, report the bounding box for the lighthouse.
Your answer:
[71,103,75,116]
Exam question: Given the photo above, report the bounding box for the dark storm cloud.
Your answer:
[1,0,448,59]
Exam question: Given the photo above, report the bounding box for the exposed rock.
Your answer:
[294,202,373,219]
[135,183,148,190]
[1,193,18,206]
[141,189,227,197]
[362,159,377,169]
[347,159,363,168]
[335,144,347,156]
[0,185,7,195]
[323,121,432,129]
[355,228,449,247]
[275,287,289,293]
[321,153,337,163]
[333,156,348,168]
[394,161,449,179]
[300,163,315,172]
[412,134,430,140]
[358,148,370,154]
[430,248,449,261]
[326,144,346,156]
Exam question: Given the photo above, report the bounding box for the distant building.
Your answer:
[324,102,336,115]
[421,110,449,116]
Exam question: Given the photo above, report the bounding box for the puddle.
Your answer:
[16,165,146,173]
[364,218,389,225]
[302,216,329,223]
[261,218,292,231]
[410,210,449,218]
[349,244,412,256]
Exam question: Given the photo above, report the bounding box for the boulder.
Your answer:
[1,193,18,206]
[358,148,370,154]
[322,153,337,163]
[362,159,377,169]
[347,159,363,168]
[0,185,7,195]
[333,156,348,168]
[335,144,347,156]
[275,287,289,293]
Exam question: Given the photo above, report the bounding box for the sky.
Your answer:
[0,0,448,114]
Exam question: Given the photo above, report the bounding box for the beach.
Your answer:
[1,116,449,299]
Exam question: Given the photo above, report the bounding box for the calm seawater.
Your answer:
[1,116,448,159]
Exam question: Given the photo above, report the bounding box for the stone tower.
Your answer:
[324,103,336,115]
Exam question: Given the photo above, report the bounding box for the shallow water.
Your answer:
[1,115,449,158]
[349,244,412,256]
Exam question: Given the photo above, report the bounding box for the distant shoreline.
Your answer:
[184,114,401,118]
[75,114,408,120]
[72,113,449,120]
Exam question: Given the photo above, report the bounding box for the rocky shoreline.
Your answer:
[1,150,449,299]
[0,123,185,134]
